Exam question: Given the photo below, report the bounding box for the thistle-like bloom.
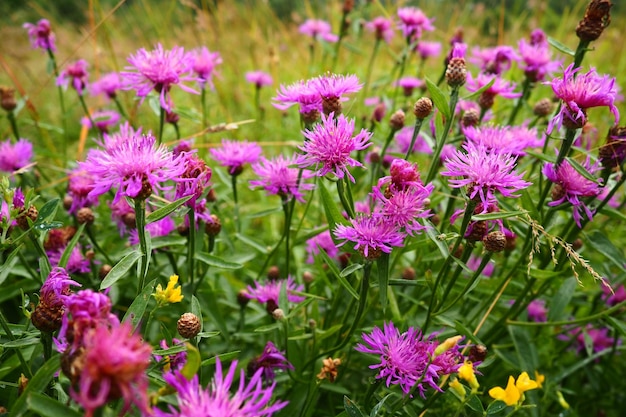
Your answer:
[210,139,262,176]
[305,229,340,264]
[246,71,273,88]
[462,125,543,156]
[297,113,372,182]
[31,267,81,333]
[23,19,56,52]
[47,244,91,274]
[546,63,619,132]
[466,73,521,109]
[397,7,435,39]
[527,299,548,322]
[174,151,212,208]
[396,77,425,96]
[371,183,434,236]
[416,41,442,60]
[441,141,531,211]
[190,47,222,89]
[299,19,338,43]
[154,338,187,372]
[245,277,306,306]
[334,215,405,260]
[0,138,33,173]
[250,154,315,203]
[154,358,287,417]
[469,45,519,75]
[122,44,199,112]
[247,341,294,382]
[154,275,184,306]
[81,110,121,133]
[365,17,394,43]
[518,30,560,82]
[272,80,323,116]
[542,157,601,227]
[89,72,123,100]
[309,73,362,103]
[79,123,186,203]
[129,215,175,245]
[57,59,89,96]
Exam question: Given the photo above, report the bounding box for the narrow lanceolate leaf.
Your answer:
[34,198,60,225]
[59,223,86,269]
[100,251,143,289]
[146,195,192,224]
[27,393,82,417]
[194,252,243,269]
[191,295,204,334]
[377,253,389,312]
[565,157,601,183]
[123,279,157,329]
[10,355,60,417]
[472,209,527,221]
[344,396,367,417]
[548,36,575,56]
[180,343,201,380]
[425,77,451,120]
[462,77,495,101]
[318,245,359,300]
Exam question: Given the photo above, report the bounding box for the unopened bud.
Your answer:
[267,265,280,281]
[272,308,285,321]
[99,264,112,279]
[0,86,17,112]
[76,207,94,225]
[401,266,416,281]
[389,110,405,130]
[177,312,201,339]
[483,231,506,252]
[533,98,553,117]
[462,109,480,128]
[205,214,222,236]
[303,271,314,284]
[413,97,433,119]
[576,0,611,42]
[237,289,250,308]
[446,57,467,87]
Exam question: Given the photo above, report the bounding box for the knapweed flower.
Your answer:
[0,138,33,173]
[573,324,620,354]
[416,41,442,60]
[371,181,434,236]
[518,30,560,82]
[602,283,626,306]
[210,139,262,176]
[31,267,80,333]
[81,110,121,133]
[23,19,56,52]
[154,338,187,372]
[129,215,175,245]
[394,126,431,155]
[306,229,340,264]
[299,19,338,43]
[246,71,273,88]
[462,125,543,156]
[79,123,186,203]
[527,299,548,322]
[310,73,363,115]
[57,59,89,96]
[466,73,521,110]
[334,215,405,260]
[154,358,287,417]
[89,72,123,100]
[365,17,394,43]
[174,151,212,208]
[441,141,531,211]
[489,372,540,406]
[250,154,314,203]
[47,244,91,274]
[122,44,199,112]
[246,277,305,312]
[542,156,601,227]
[297,112,372,182]
[190,46,222,89]
[396,77,425,97]
[154,275,184,306]
[247,341,294,382]
[397,7,435,39]
[272,80,323,119]
[469,45,519,75]
[546,63,619,132]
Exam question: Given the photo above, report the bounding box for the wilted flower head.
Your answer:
[334,215,405,260]
[250,154,315,203]
[246,71,273,88]
[89,72,123,100]
[57,59,89,96]
[247,341,294,382]
[190,46,222,89]
[299,19,338,43]
[397,7,435,39]
[174,151,212,208]
[462,124,543,156]
[23,19,56,52]
[365,17,394,43]
[0,138,33,173]
[210,139,262,176]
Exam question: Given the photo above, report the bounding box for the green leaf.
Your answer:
[1,338,40,348]
[39,257,50,283]
[254,323,282,333]
[201,350,241,366]
[318,244,359,300]
[197,331,220,339]
[152,344,187,356]
[180,343,201,380]
[526,150,556,164]
[424,221,449,259]
[486,400,509,415]
[236,233,269,254]
[194,252,243,269]
[425,77,450,120]
[27,393,82,417]
[191,295,204,334]
[377,254,389,312]
[100,250,142,289]
[472,210,527,221]
[0,244,23,286]
[59,223,85,269]
[122,278,157,329]
[146,195,192,224]
[34,198,59,225]
[9,355,60,417]
[340,263,363,278]
[548,36,575,56]
[565,157,601,183]
[509,325,538,373]
[370,394,391,417]
[466,394,485,413]
[548,277,577,322]
[586,230,626,271]
[344,396,367,417]
[318,180,349,244]
[462,77,495,101]
[606,317,626,337]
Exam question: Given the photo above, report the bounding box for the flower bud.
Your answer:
[389,110,405,131]
[413,97,433,119]
[533,98,553,117]
[483,231,506,252]
[76,207,95,225]
[177,312,201,339]
[205,214,222,236]
[0,86,17,112]
[576,0,611,42]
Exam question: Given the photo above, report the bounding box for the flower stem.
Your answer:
[201,87,208,130]
[0,309,32,378]
[507,77,532,126]
[404,117,424,160]
[158,106,165,145]
[7,112,20,141]
[78,93,101,140]
[425,86,460,184]
[437,252,492,315]
[336,177,355,219]
[231,174,240,233]
[360,38,381,107]
[281,197,294,275]
[135,198,149,294]
[113,96,129,121]
[187,207,196,285]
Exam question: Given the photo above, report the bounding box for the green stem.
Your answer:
[282,197,294,275]
[336,178,355,219]
[507,77,532,126]
[231,174,240,233]
[187,208,196,285]
[113,96,129,121]
[437,252,492,315]
[7,112,20,141]
[78,93,100,140]
[201,87,208,129]
[425,86,460,184]
[158,106,165,145]
[86,225,113,264]
[135,198,149,294]
[0,309,32,378]
[404,118,424,160]
[573,40,591,69]
[360,38,381,107]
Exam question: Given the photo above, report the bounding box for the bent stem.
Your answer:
[404,117,424,160]
[135,198,149,294]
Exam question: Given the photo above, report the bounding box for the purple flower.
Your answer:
[371,182,434,236]
[154,338,187,372]
[602,284,626,306]
[394,126,431,156]
[38,267,81,311]
[527,299,548,322]
[0,138,33,173]
[190,47,222,89]
[462,124,543,156]
[396,77,425,96]
[441,141,531,211]
[247,341,294,382]
[174,152,212,208]
[545,63,619,132]
[297,113,372,182]
[210,139,262,176]
[466,73,522,109]
[573,325,620,354]
[305,229,340,264]
[81,110,121,133]
[250,154,315,203]
[310,73,362,102]
[299,19,338,43]
[365,17,394,43]
[397,7,435,39]
[80,123,186,203]
[154,358,287,417]
[334,215,405,260]
[23,19,56,52]
[416,41,442,60]
[272,80,323,118]
[47,244,91,274]
[129,216,175,245]
[543,156,601,227]
[109,198,135,236]
[466,255,495,277]
[468,45,519,75]
[122,44,199,112]
[518,31,560,82]
[57,59,89,96]
[246,71,273,88]
[246,277,305,307]
[89,72,123,100]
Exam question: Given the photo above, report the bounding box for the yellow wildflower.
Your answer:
[534,371,545,388]
[515,371,539,394]
[449,378,466,400]
[488,375,520,406]
[434,335,463,356]
[154,275,184,306]
[458,361,480,391]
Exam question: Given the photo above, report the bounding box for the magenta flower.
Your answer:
[543,156,601,227]
[0,138,33,173]
[365,17,394,43]
[109,198,135,236]
[81,110,121,133]
[306,229,340,264]
[334,215,405,260]
[527,299,548,322]
[396,77,425,96]
[462,125,543,156]
[397,7,435,39]
[466,73,522,101]
[441,141,531,211]
[573,325,620,354]
[47,244,91,274]
[190,46,222,89]
[297,113,372,182]
[372,183,434,236]
[272,80,323,116]
[382,159,425,190]
[250,154,314,203]
[310,73,362,102]
[154,358,287,417]
[545,63,619,132]
[246,71,273,88]
[468,45,519,75]
[246,276,305,307]
[174,151,212,208]
[210,139,262,176]
[57,59,89,96]
[416,41,442,60]
[393,127,431,156]
[89,72,123,100]
[129,216,175,245]
[247,341,294,382]
[79,122,186,203]
[602,284,626,307]
[518,31,560,82]
[299,19,338,43]
[122,44,199,112]
[23,19,56,52]
[466,255,495,277]
[154,338,187,372]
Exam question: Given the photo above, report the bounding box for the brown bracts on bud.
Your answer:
[599,126,626,169]
[177,312,201,339]
[576,0,611,42]
[462,109,480,128]
[533,98,554,117]
[0,86,17,112]
[482,231,506,253]
[413,97,433,119]
[389,110,405,131]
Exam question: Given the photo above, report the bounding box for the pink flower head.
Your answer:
[416,41,442,60]
[23,19,56,52]
[469,45,520,75]
[466,73,522,99]
[154,338,187,372]
[299,19,338,43]
[47,244,91,274]
[38,267,81,310]
[441,141,531,211]
[129,215,175,245]
[365,17,394,43]
[306,229,340,264]
[466,255,495,277]
[247,341,294,383]
[272,79,323,116]
[89,72,123,100]
[190,46,222,89]
[297,113,372,182]
[79,122,186,203]
[396,77,425,96]
[81,110,121,133]
[309,73,363,114]
[371,182,434,236]
[246,277,306,307]
[397,7,435,39]
[602,284,626,306]
[334,215,405,260]
[210,139,262,176]
[462,124,543,156]
[109,198,135,236]
[546,63,619,133]
[518,35,560,82]
[57,59,89,96]
[0,138,33,173]
[527,299,548,322]
[573,324,620,354]
[394,126,432,156]
[543,156,601,227]
[250,154,315,203]
[246,71,273,88]
[174,151,212,208]
[122,44,199,112]
[154,358,287,417]
[450,42,467,59]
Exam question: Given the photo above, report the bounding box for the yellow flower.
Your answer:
[515,371,539,394]
[434,335,463,357]
[458,361,480,391]
[489,375,521,406]
[534,371,545,388]
[449,378,466,400]
[154,275,184,305]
